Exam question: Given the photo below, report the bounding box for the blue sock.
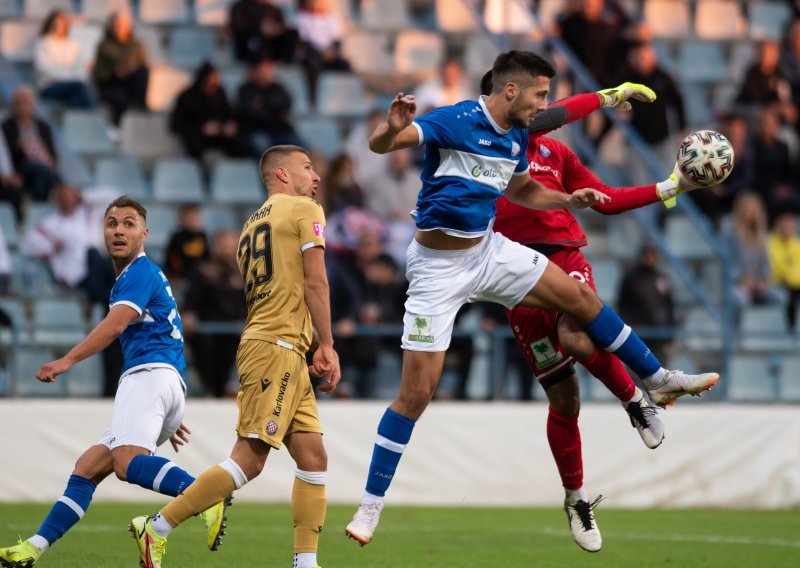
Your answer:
[365,408,416,497]
[126,455,195,497]
[36,475,96,545]
[584,304,662,379]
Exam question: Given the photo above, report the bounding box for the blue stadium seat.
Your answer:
[728,355,776,401]
[137,26,169,64]
[665,215,714,259]
[681,83,714,127]
[341,31,393,74]
[120,112,181,161]
[739,305,793,352]
[676,42,728,84]
[590,259,622,307]
[64,355,103,397]
[777,356,800,401]
[210,159,263,205]
[682,307,723,350]
[220,67,246,101]
[695,0,746,40]
[82,0,132,22]
[317,73,370,119]
[21,202,55,236]
[650,39,675,74]
[25,0,72,20]
[203,204,239,235]
[95,156,148,199]
[606,216,643,261]
[727,41,756,84]
[464,33,497,77]
[360,0,410,31]
[168,27,217,69]
[0,0,20,18]
[9,254,56,299]
[141,203,177,249]
[644,0,691,38]
[295,117,342,159]
[0,297,28,346]
[152,158,206,204]
[32,297,87,346]
[275,67,310,117]
[11,347,67,397]
[63,110,115,155]
[749,1,793,40]
[139,0,190,25]
[395,30,444,74]
[0,203,18,249]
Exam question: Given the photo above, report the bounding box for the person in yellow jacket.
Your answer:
[768,211,800,328]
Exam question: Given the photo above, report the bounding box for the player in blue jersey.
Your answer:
[345,51,720,547]
[0,197,227,568]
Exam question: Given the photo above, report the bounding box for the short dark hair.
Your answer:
[490,50,555,93]
[258,144,310,186]
[480,70,493,97]
[104,196,147,222]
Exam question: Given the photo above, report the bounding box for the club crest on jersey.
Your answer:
[408,315,434,343]
[511,142,521,156]
[530,337,563,369]
[313,222,325,237]
[266,420,279,436]
[539,144,551,157]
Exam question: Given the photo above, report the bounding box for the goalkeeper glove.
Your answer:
[597,82,656,112]
[656,162,704,209]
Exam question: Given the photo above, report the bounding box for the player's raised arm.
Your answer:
[505,174,610,210]
[368,93,420,154]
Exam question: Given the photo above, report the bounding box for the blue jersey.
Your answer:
[411,97,530,237]
[109,254,186,381]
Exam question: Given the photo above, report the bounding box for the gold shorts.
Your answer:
[236,339,322,449]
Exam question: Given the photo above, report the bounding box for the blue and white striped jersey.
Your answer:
[109,253,186,382]
[411,96,530,237]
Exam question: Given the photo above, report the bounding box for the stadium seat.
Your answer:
[195,0,232,26]
[728,355,776,401]
[63,110,115,155]
[25,0,72,20]
[676,42,728,84]
[219,66,246,101]
[777,356,800,401]
[0,21,39,62]
[120,112,181,161]
[94,156,148,199]
[682,307,723,350]
[537,0,569,29]
[143,203,178,249]
[295,117,342,159]
[435,0,479,32]
[484,0,535,34]
[32,297,87,346]
[152,158,206,203]
[606,215,643,261]
[22,202,55,236]
[203,204,239,235]
[395,30,445,74]
[146,64,192,112]
[317,73,370,119]
[275,66,310,117]
[63,355,103,397]
[650,39,676,73]
[727,41,756,84]
[695,0,746,40]
[681,83,714,127]
[360,0,410,31]
[739,305,793,352]
[69,23,103,68]
[0,297,28,346]
[82,0,131,22]
[341,31,393,74]
[643,0,691,38]
[666,353,699,376]
[137,26,169,64]
[168,26,217,69]
[0,0,20,18]
[590,259,622,307]
[209,159,263,205]
[664,215,714,260]
[139,0,190,24]
[749,1,793,40]
[0,203,17,249]
[11,347,67,396]
[464,33,498,77]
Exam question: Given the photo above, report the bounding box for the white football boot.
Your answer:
[345,501,384,546]
[623,387,665,449]
[564,494,604,553]
[644,369,720,408]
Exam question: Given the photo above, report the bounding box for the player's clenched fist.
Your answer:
[387,93,417,133]
[311,344,341,393]
[569,188,611,209]
[36,357,73,382]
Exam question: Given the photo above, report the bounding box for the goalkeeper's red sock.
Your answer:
[582,348,636,402]
[547,407,583,490]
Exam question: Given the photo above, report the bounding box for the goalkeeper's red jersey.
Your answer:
[494,93,659,249]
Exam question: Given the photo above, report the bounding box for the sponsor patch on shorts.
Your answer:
[530,337,563,369]
[408,315,434,343]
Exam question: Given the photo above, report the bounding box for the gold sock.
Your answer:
[292,476,326,553]
[161,465,236,528]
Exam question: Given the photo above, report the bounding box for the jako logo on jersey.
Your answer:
[313,222,325,237]
[470,165,513,181]
[511,142,521,156]
[478,138,492,146]
[529,161,560,178]
[539,144,551,157]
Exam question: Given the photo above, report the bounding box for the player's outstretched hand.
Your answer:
[387,93,416,132]
[597,82,656,112]
[311,344,341,394]
[569,188,611,209]
[169,422,191,452]
[36,357,73,383]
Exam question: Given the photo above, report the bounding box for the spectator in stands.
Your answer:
[1,86,60,202]
[769,211,800,329]
[92,11,149,126]
[0,131,23,222]
[254,7,299,64]
[413,58,473,112]
[752,106,796,218]
[170,62,243,160]
[737,40,795,121]
[779,19,800,112]
[236,59,304,156]
[620,42,685,183]
[182,230,247,398]
[0,230,9,296]
[324,154,364,213]
[229,0,288,63]
[725,192,786,308]
[617,244,676,364]
[361,148,420,222]
[164,204,209,285]
[557,0,618,84]
[34,10,94,109]
[295,0,351,105]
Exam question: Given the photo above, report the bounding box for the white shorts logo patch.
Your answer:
[530,337,563,369]
[408,315,434,343]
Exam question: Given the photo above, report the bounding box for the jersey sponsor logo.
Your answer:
[246,289,272,307]
[511,142,521,156]
[530,337,563,369]
[272,371,290,417]
[529,161,560,178]
[266,420,279,435]
[408,315,434,343]
[435,149,518,192]
[313,222,325,237]
[478,138,492,146]
[470,164,513,182]
[261,377,272,392]
[539,143,551,157]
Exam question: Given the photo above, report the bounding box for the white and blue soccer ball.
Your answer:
[676,130,734,187]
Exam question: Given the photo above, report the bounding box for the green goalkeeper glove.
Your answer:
[597,82,657,111]
[656,162,705,209]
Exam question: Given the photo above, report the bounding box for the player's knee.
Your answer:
[397,380,436,413]
[570,283,602,322]
[547,377,580,416]
[297,450,327,473]
[112,459,130,481]
[558,317,596,362]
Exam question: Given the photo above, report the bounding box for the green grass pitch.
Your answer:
[1,503,798,567]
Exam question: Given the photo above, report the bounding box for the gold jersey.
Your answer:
[236,193,326,355]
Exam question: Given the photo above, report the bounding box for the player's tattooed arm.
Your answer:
[368,93,420,154]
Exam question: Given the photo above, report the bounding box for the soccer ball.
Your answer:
[676,130,734,187]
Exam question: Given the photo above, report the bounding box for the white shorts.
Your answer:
[97,366,186,453]
[402,231,549,351]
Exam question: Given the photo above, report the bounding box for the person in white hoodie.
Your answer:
[34,10,94,108]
